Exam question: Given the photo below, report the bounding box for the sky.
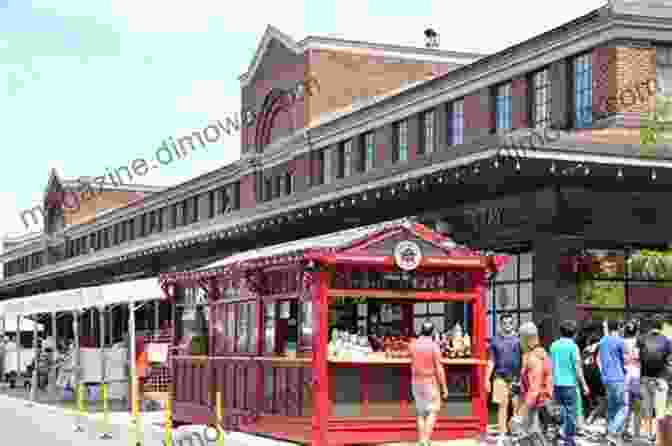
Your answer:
[0,0,606,240]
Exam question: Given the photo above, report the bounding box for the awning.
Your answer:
[0,277,163,318]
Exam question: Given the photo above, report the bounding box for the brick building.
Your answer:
[2,0,672,341]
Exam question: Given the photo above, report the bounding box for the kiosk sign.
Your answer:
[394,241,422,271]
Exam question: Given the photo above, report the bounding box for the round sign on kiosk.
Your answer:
[394,241,422,271]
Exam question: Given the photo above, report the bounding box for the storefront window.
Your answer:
[299,301,313,351]
[236,303,249,353]
[488,252,534,335]
[264,303,276,355]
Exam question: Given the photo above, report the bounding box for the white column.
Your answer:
[51,313,57,340]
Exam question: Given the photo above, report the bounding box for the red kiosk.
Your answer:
[160,220,506,445]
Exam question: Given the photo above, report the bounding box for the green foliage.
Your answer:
[190,336,209,356]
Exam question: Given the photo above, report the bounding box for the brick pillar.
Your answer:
[435,104,448,152]
[532,237,582,345]
[239,173,256,209]
[375,125,393,168]
[511,76,529,129]
[464,88,493,143]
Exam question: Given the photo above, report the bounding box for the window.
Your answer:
[363,132,375,172]
[208,191,215,218]
[235,302,257,354]
[180,200,188,226]
[90,233,97,250]
[574,53,593,128]
[343,139,353,177]
[496,83,513,132]
[395,120,408,162]
[264,178,272,201]
[532,69,552,128]
[263,302,276,354]
[275,176,282,198]
[140,214,147,237]
[657,46,672,97]
[449,100,464,145]
[284,172,292,195]
[322,148,332,185]
[103,228,110,249]
[149,211,158,233]
[488,252,534,337]
[114,224,121,244]
[421,111,435,154]
[218,187,230,214]
[191,196,199,223]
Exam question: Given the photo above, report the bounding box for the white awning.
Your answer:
[0,277,163,318]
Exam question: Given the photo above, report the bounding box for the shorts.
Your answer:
[493,376,513,405]
[640,377,669,420]
[412,382,441,416]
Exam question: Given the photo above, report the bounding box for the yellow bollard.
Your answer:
[216,391,224,446]
[164,395,172,446]
[99,383,112,439]
[78,383,87,417]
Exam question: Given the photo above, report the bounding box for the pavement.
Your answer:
[0,383,660,446]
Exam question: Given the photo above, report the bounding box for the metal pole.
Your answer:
[28,315,39,406]
[73,310,84,432]
[16,316,21,383]
[129,302,142,446]
[154,301,159,333]
[99,306,111,439]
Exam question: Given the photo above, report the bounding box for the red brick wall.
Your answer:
[592,46,614,117]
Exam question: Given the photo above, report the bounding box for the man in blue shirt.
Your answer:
[550,320,590,446]
[485,313,521,437]
[598,320,627,446]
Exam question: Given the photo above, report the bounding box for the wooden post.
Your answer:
[312,270,329,446]
[471,269,487,434]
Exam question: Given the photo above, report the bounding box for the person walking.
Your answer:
[637,315,672,446]
[622,320,642,441]
[409,320,448,446]
[485,313,521,437]
[514,321,553,439]
[598,320,627,446]
[550,320,590,446]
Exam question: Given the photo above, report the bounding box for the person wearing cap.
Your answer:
[515,321,553,437]
[409,320,448,446]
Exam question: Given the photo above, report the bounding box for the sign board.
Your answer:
[394,241,422,271]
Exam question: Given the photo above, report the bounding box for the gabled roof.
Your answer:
[161,218,507,283]
[239,25,486,87]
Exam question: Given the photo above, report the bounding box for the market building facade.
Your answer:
[3,0,672,348]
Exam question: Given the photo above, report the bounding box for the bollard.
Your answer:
[216,391,224,446]
[164,395,172,446]
[74,383,86,432]
[99,383,112,439]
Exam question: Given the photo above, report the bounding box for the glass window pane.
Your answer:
[248,302,258,353]
[519,312,533,327]
[498,254,517,281]
[495,284,517,311]
[487,287,494,311]
[430,316,445,333]
[414,318,424,335]
[429,303,444,314]
[414,303,428,315]
[264,303,275,355]
[487,313,493,339]
[520,283,532,310]
[520,252,533,279]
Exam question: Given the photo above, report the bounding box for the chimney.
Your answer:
[424,28,439,49]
